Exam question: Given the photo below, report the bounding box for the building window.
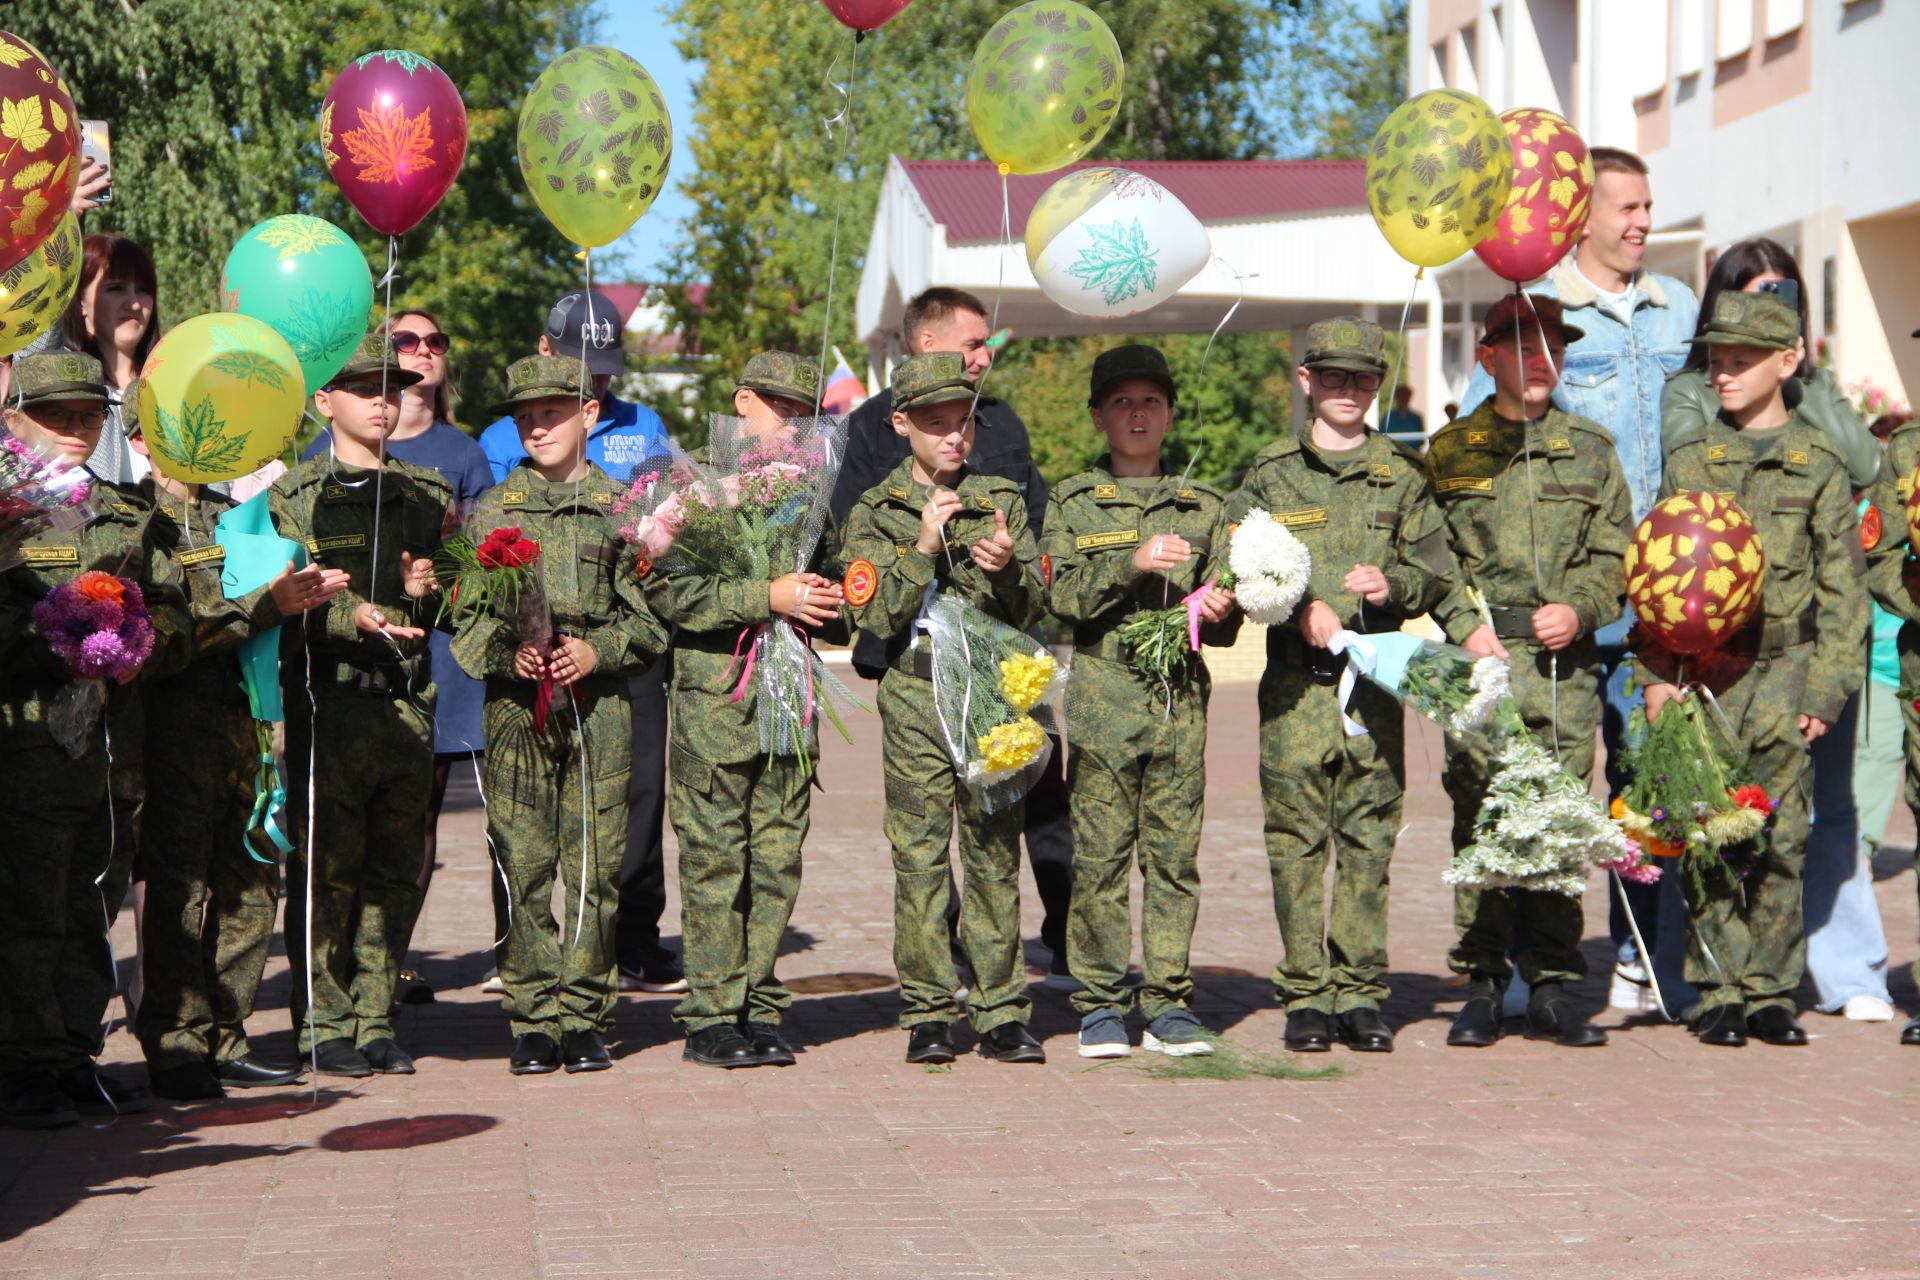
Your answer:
[1765,0,1805,38]
[1677,0,1707,77]
[1717,0,1754,62]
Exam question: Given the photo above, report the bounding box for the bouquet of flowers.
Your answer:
[1227,510,1311,625]
[1118,579,1222,684]
[1327,629,1629,896]
[436,522,565,730]
[30,571,155,756]
[615,415,860,773]
[1616,693,1771,900]
[0,426,92,569]
[924,595,1070,814]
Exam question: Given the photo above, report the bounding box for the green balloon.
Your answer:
[518,46,672,249]
[967,1,1124,176]
[221,215,374,396]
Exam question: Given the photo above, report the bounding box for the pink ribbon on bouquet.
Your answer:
[725,622,820,727]
[1182,580,1216,653]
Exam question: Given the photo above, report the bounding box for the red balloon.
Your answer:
[0,31,81,275]
[320,50,467,237]
[1626,491,1766,656]
[1472,108,1593,284]
[820,0,915,31]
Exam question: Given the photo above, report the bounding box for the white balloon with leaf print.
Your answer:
[1024,168,1210,319]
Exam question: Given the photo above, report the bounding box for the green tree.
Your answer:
[1267,0,1409,160]
[5,0,595,429]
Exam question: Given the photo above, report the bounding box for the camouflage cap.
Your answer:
[1693,290,1800,351]
[10,351,109,407]
[1301,316,1389,375]
[1481,294,1586,346]
[891,353,975,412]
[1088,343,1177,406]
[328,332,425,390]
[489,354,592,418]
[737,350,822,407]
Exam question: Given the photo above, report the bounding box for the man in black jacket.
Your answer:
[828,288,1074,989]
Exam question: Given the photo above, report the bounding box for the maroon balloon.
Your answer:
[320,50,467,236]
[820,0,915,31]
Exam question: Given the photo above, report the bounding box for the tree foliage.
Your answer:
[4,0,595,428]
[1266,0,1409,161]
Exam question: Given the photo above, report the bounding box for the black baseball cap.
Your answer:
[545,290,626,378]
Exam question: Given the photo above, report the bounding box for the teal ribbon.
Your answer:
[216,494,307,863]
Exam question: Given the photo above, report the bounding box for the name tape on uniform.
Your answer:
[1273,508,1327,528]
[1075,528,1138,551]
[1434,476,1493,494]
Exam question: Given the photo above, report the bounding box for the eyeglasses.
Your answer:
[1315,369,1383,392]
[390,330,450,356]
[329,380,403,400]
[31,407,108,432]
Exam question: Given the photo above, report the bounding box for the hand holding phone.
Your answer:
[76,121,111,209]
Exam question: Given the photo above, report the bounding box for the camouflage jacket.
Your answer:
[450,464,666,685]
[142,483,283,710]
[0,476,192,691]
[1231,429,1457,641]
[1425,403,1631,644]
[1044,459,1241,665]
[1645,411,1865,723]
[268,454,451,665]
[1862,416,1920,625]
[841,458,1045,661]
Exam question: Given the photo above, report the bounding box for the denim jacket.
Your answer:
[1460,260,1700,525]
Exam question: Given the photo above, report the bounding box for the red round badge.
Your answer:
[1041,552,1052,586]
[1862,503,1882,552]
[843,558,877,607]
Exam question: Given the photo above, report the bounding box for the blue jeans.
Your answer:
[1803,692,1889,1010]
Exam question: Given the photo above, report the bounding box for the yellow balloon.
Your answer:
[0,214,82,359]
[518,46,673,249]
[1365,89,1513,268]
[967,1,1124,176]
[138,314,305,484]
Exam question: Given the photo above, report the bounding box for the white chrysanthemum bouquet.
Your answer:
[1226,509,1312,625]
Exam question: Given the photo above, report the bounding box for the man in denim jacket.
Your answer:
[1458,147,1700,1016]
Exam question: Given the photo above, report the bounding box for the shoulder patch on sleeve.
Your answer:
[843,558,877,606]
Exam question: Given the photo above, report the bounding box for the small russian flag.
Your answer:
[821,346,867,414]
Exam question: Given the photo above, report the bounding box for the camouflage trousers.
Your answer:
[1684,643,1816,1015]
[486,679,629,1039]
[1258,661,1404,1013]
[1064,654,1205,1023]
[878,669,1029,1033]
[134,686,278,1071]
[284,683,433,1052]
[1445,639,1600,987]
[668,745,808,1032]
[0,686,143,1075]
[1896,635,1920,990]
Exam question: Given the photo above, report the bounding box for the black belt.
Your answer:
[316,657,420,697]
[1270,630,1342,686]
[1484,603,1539,640]
[1725,614,1817,659]
[889,638,934,680]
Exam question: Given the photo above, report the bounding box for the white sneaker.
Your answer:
[1608,961,1656,1012]
[479,972,505,994]
[1843,994,1895,1022]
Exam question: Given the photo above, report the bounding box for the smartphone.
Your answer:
[78,120,111,205]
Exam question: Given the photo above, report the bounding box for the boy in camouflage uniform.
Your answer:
[841,353,1048,1065]
[272,333,448,1078]
[652,352,849,1070]
[127,382,346,1099]
[1428,296,1631,1050]
[1639,291,1866,1048]
[1044,345,1238,1059]
[453,355,667,1076]
[1233,317,1457,1055]
[0,353,192,1128]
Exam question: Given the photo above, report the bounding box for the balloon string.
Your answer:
[812,27,862,418]
[964,169,1013,429]
[1364,265,1424,632]
[369,234,397,608]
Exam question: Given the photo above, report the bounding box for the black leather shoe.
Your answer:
[1283,1009,1333,1052]
[0,1074,78,1129]
[744,1022,796,1067]
[1526,983,1607,1047]
[360,1038,416,1075]
[978,1022,1046,1064]
[1903,1016,1920,1046]
[684,1025,761,1067]
[1746,1006,1808,1046]
[561,1030,612,1073]
[312,1038,373,1077]
[149,1062,226,1101]
[1694,1003,1747,1047]
[905,1022,956,1064]
[58,1067,154,1115]
[1336,1008,1395,1053]
[1447,980,1505,1048]
[509,1033,561,1076]
[216,1054,302,1088]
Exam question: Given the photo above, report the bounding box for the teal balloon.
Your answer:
[220,215,374,395]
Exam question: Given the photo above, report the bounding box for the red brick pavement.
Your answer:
[4,683,1919,1278]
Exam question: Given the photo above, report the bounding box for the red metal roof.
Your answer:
[899,158,1367,243]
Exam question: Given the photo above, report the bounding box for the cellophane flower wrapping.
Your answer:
[924,596,1069,814]
[1618,694,1770,899]
[614,414,859,770]
[30,571,155,757]
[437,512,562,728]
[1394,638,1523,743]
[0,426,92,570]
[1227,509,1312,625]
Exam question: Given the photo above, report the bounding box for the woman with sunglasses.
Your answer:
[1661,238,1894,1029]
[302,310,493,1004]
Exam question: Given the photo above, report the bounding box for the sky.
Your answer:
[600,2,700,279]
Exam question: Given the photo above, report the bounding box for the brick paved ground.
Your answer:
[4,682,1919,1279]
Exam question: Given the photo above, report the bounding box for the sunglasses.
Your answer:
[1315,368,1383,392]
[1755,279,1801,309]
[390,330,450,356]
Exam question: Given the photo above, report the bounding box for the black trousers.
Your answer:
[946,731,1074,957]
[615,652,671,966]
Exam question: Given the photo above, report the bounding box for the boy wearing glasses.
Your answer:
[1231,317,1459,1055]
[1428,295,1631,1050]
[271,333,449,1079]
